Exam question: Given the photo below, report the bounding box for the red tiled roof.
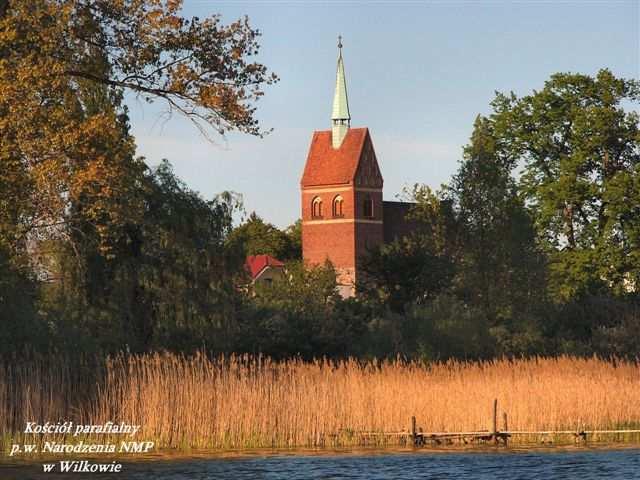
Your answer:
[300,128,369,187]
[245,254,285,280]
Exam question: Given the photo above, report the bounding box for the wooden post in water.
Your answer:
[492,399,498,433]
[492,399,498,444]
[411,416,417,446]
[503,412,509,446]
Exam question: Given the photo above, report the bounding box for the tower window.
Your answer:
[332,195,344,217]
[363,194,373,218]
[312,197,323,218]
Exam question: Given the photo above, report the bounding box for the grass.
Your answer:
[2,353,640,453]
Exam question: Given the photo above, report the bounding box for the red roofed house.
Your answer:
[300,37,414,297]
[245,254,285,286]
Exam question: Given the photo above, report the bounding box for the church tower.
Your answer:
[300,38,384,296]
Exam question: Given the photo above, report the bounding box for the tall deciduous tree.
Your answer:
[449,116,545,324]
[46,161,244,353]
[0,0,277,263]
[1,0,276,353]
[491,69,640,299]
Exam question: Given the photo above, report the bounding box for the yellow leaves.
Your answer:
[163,13,182,30]
[165,0,184,14]
[31,156,69,219]
[167,62,196,93]
[0,25,18,43]
[198,83,247,122]
[231,47,242,60]
[145,8,164,28]
[2,0,275,260]
[144,3,183,36]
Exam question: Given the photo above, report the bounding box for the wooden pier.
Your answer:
[339,399,640,447]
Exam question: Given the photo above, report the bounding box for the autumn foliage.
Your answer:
[0,0,276,259]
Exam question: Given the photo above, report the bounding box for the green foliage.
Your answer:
[359,234,454,314]
[0,248,47,356]
[3,34,640,365]
[239,261,365,358]
[591,298,640,357]
[283,219,302,260]
[252,261,339,311]
[227,213,301,261]
[491,69,640,300]
[404,294,495,360]
[448,116,546,324]
[359,187,456,313]
[406,185,459,257]
[44,161,244,353]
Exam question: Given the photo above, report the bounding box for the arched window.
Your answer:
[312,196,323,218]
[332,195,344,217]
[363,194,373,218]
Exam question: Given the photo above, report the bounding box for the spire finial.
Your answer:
[338,35,343,50]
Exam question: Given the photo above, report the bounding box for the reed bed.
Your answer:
[2,353,640,452]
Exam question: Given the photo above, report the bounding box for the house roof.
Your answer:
[300,128,370,187]
[245,254,285,280]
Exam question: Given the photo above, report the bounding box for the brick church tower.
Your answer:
[300,38,384,296]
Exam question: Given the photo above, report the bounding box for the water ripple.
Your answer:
[2,449,640,480]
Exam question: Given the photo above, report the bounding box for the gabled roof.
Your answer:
[245,254,285,280]
[301,128,374,187]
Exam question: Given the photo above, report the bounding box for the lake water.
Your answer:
[2,447,640,479]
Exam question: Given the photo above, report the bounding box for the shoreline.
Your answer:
[3,442,640,464]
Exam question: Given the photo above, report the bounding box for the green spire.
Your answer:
[332,35,350,149]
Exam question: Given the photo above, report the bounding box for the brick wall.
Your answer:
[301,186,385,290]
[383,201,417,243]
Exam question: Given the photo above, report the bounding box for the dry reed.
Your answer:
[2,353,640,452]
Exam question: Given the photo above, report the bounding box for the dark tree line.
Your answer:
[2,1,639,361]
[358,70,640,359]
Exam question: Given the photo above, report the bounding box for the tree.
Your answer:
[359,235,454,314]
[359,187,456,313]
[0,248,47,356]
[283,219,302,260]
[227,213,300,260]
[1,0,277,137]
[0,0,277,267]
[240,261,360,358]
[45,161,244,353]
[449,116,545,325]
[0,0,277,353]
[227,213,287,259]
[402,294,495,361]
[491,69,640,299]
[129,162,244,352]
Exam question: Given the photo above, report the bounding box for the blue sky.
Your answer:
[126,0,639,228]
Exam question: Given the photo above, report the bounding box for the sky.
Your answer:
[127,0,640,228]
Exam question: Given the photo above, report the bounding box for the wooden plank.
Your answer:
[360,429,640,436]
[585,430,640,434]
[336,429,640,438]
